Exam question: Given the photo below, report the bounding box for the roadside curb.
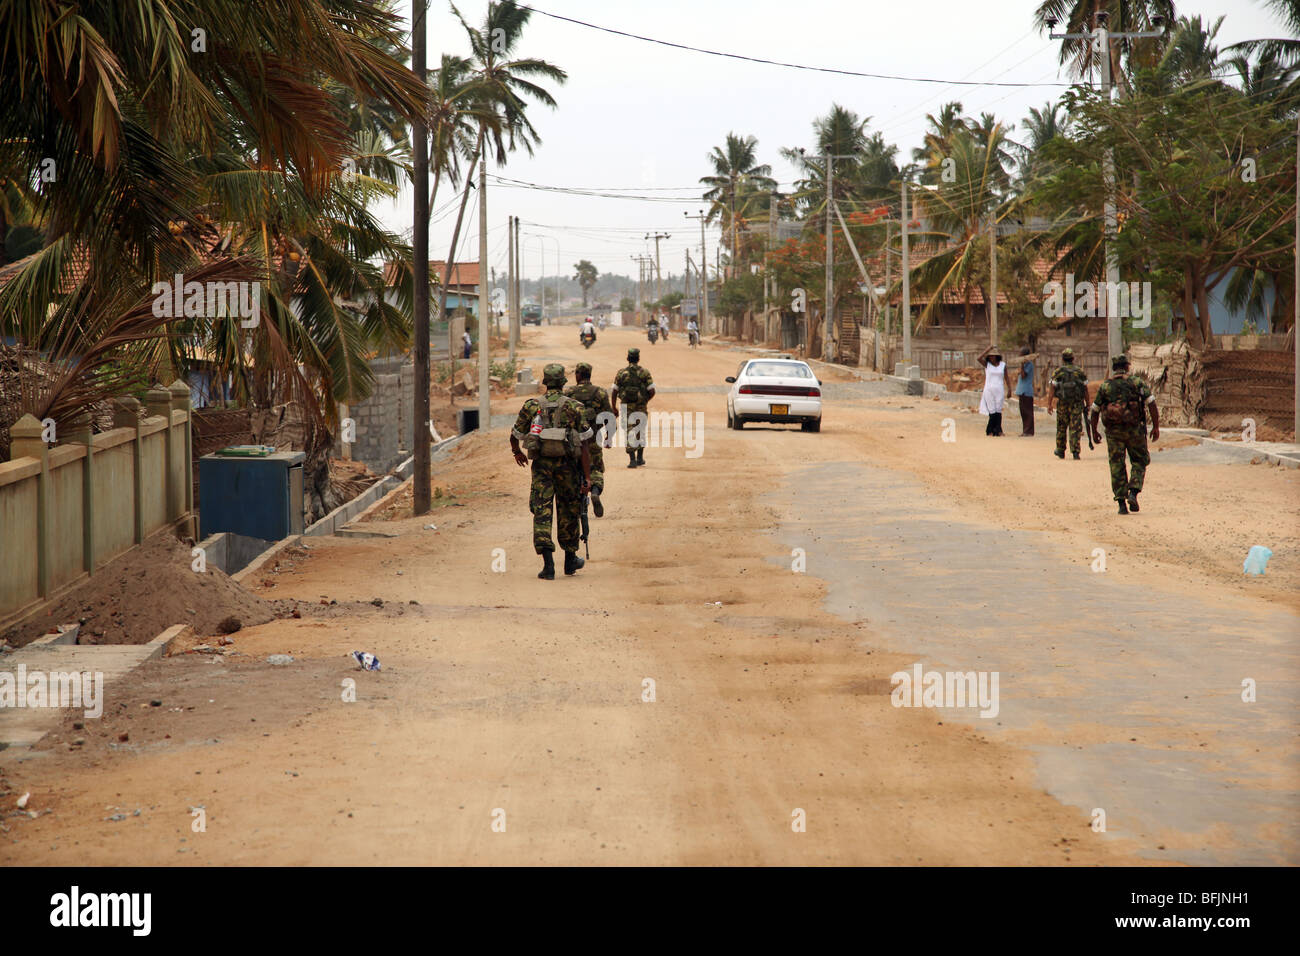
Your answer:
[0,623,190,752]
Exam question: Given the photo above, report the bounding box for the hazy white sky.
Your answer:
[380,0,1286,285]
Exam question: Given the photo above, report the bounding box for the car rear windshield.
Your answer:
[746,362,813,378]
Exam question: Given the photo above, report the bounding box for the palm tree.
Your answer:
[701,133,776,276]
[908,121,1019,331]
[436,0,567,342]
[1225,0,1300,70]
[911,101,968,178]
[1019,100,1068,185]
[0,0,427,479]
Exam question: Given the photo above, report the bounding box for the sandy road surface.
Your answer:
[2,325,1295,865]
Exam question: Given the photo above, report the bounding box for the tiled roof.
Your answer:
[382,260,481,289]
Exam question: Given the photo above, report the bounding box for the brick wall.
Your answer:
[337,356,414,473]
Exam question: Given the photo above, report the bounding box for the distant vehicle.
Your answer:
[725,358,822,432]
[522,302,542,325]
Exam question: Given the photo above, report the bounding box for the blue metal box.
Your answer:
[199,451,306,540]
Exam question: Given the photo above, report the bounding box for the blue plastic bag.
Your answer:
[1243,546,1272,575]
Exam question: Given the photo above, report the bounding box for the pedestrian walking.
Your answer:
[1015,346,1035,436]
[1047,348,1089,459]
[611,347,655,468]
[509,364,593,578]
[1088,354,1160,515]
[977,346,1007,436]
[565,361,612,517]
[462,329,472,360]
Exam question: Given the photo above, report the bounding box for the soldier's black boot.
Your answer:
[636,447,645,466]
[1072,452,1080,460]
[1127,490,1140,513]
[1054,449,1065,459]
[627,453,637,469]
[1117,498,1129,515]
[591,487,604,517]
[538,551,555,579]
[563,550,584,575]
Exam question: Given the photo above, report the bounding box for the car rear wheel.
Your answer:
[731,414,744,430]
[801,419,821,433]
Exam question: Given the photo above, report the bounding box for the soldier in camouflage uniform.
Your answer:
[1047,347,1089,460]
[1089,354,1160,515]
[564,361,612,516]
[611,347,655,468]
[509,364,593,578]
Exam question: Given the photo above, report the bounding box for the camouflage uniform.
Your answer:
[564,371,612,495]
[511,387,593,554]
[1050,362,1089,456]
[614,361,654,464]
[1091,372,1154,502]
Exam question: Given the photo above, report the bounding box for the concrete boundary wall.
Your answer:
[0,383,194,621]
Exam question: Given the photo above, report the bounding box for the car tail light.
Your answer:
[738,384,820,397]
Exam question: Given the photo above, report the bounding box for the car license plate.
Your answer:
[770,404,789,415]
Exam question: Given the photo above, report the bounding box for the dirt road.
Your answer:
[3,325,1296,865]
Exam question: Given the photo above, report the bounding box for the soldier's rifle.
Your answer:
[579,493,590,558]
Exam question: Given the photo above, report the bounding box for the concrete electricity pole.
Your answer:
[882,220,891,373]
[684,210,709,334]
[411,0,430,514]
[647,232,669,323]
[901,178,912,363]
[513,217,521,349]
[630,255,646,326]
[798,150,856,361]
[766,191,778,342]
[507,215,515,363]
[477,151,489,426]
[988,214,998,348]
[1049,12,1163,361]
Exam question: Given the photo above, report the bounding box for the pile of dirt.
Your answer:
[931,367,985,392]
[1,532,275,649]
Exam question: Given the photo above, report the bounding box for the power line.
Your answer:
[517,4,1071,88]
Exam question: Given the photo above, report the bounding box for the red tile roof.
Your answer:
[382,260,480,290]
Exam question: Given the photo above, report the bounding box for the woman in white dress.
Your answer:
[977,346,1007,436]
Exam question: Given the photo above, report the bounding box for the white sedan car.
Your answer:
[725,358,822,432]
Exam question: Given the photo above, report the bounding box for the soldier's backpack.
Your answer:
[1101,376,1145,427]
[617,367,648,405]
[1055,366,1087,404]
[523,397,581,460]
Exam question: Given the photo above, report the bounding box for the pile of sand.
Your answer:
[3,532,275,648]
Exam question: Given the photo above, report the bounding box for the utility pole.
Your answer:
[507,216,515,362]
[477,151,489,427]
[411,0,430,514]
[684,210,709,335]
[1048,12,1163,362]
[630,255,644,326]
[647,232,669,323]
[882,220,891,373]
[901,178,911,364]
[1295,112,1299,439]
[766,191,777,343]
[797,150,856,361]
[513,217,521,347]
[988,214,998,348]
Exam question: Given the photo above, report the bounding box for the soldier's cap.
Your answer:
[1061,347,1075,360]
[1111,354,1130,370]
[627,347,640,361]
[574,361,592,377]
[542,363,566,386]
